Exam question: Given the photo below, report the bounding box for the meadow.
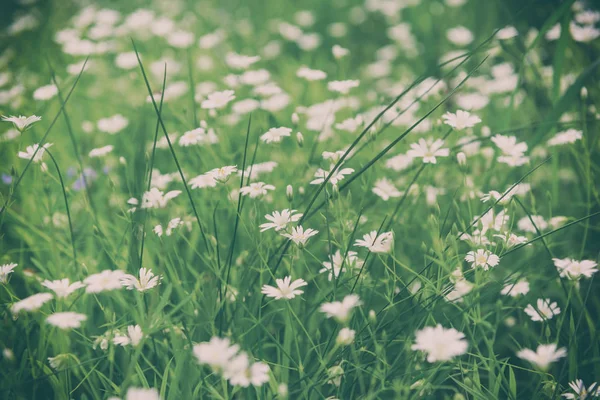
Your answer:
[1,0,599,398]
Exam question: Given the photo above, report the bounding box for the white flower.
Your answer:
[115,52,139,69]
[328,80,360,94]
[354,231,394,253]
[490,134,528,157]
[310,164,354,186]
[48,354,70,371]
[11,293,53,314]
[261,276,307,300]
[412,324,468,362]
[240,182,275,198]
[2,115,41,131]
[201,90,235,109]
[442,110,481,130]
[141,188,181,208]
[193,337,240,371]
[562,379,600,399]
[84,270,126,293]
[18,143,53,163]
[320,250,363,281]
[0,263,17,283]
[386,153,414,171]
[259,209,302,232]
[89,145,114,158]
[336,328,356,346]
[297,66,327,81]
[120,268,161,292]
[406,138,449,164]
[517,343,566,370]
[320,294,362,323]
[260,127,292,143]
[225,52,260,70]
[281,226,319,247]
[335,116,362,132]
[33,84,58,101]
[46,312,87,330]
[493,232,528,247]
[548,129,583,146]
[500,280,530,297]
[223,353,270,387]
[446,26,473,46]
[97,114,129,134]
[464,249,500,270]
[113,325,144,347]
[569,22,600,43]
[167,30,194,48]
[372,178,402,201]
[190,174,217,189]
[332,44,349,59]
[327,364,344,387]
[41,278,85,298]
[445,279,473,303]
[524,298,561,322]
[517,215,548,233]
[125,387,160,400]
[553,258,598,280]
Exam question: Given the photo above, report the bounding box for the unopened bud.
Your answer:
[581,87,588,99]
[456,152,467,166]
[119,156,126,165]
[296,132,304,147]
[291,112,299,125]
[286,185,293,201]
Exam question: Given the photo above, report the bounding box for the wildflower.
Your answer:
[224,354,270,387]
[125,387,160,400]
[113,325,144,347]
[240,182,275,198]
[327,364,344,386]
[89,145,114,158]
[464,249,500,270]
[0,262,17,283]
[2,115,41,131]
[372,178,402,201]
[517,343,566,370]
[33,84,58,101]
[193,337,240,371]
[281,226,319,247]
[328,80,360,94]
[493,232,528,247]
[141,188,181,208]
[260,209,302,232]
[354,231,394,253]
[260,127,292,143]
[97,114,129,134]
[261,276,307,300]
[336,328,355,346]
[41,278,86,298]
[46,312,87,330]
[562,379,600,399]
[115,52,139,69]
[501,280,530,297]
[48,354,71,371]
[320,294,362,323]
[517,215,548,233]
[311,164,354,188]
[524,298,561,321]
[120,268,161,292]
[320,250,363,281]
[225,52,260,70]
[84,270,126,293]
[201,90,235,109]
[445,279,473,303]
[446,26,473,46]
[189,174,218,189]
[18,143,53,164]
[548,129,582,146]
[442,110,481,130]
[11,293,53,314]
[386,153,414,171]
[332,44,349,59]
[335,116,363,132]
[412,324,468,362]
[406,138,449,164]
[553,258,598,280]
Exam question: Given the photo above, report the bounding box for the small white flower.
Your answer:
[372,178,402,201]
[320,250,363,281]
[89,145,114,158]
[336,328,355,346]
[562,379,600,400]
[33,84,58,101]
[120,268,161,292]
[11,293,53,314]
[113,325,144,347]
[524,298,561,321]
[125,387,160,400]
[310,164,354,186]
[500,279,530,297]
[2,115,42,131]
[442,110,481,130]
[240,182,275,198]
[0,263,17,283]
[97,114,128,134]
[412,324,468,362]
[281,225,319,247]
[260,209,302,232]
[260,127,292,143]
[517,343,566,370]
[46,312,87,330]
[193,337,240,371]
[320,294,362,323]
[328,79,359,94]
[406,138,449,164]
[553,258,598,280]
[354,231,394,253]
[41,278,85,298]
[261,276,307,300]
[141,188,181,209]
[548,129,582,146]
[84,270,126,293]
[464,249,500,270]
[297,66,327,81]
[201,90,235,109]
[18,143,53,163]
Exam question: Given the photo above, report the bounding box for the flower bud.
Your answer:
[296,132,304,147]
[291,112,299,125]
[286,185,293,201]
[336,328,356,346]
[456,151,467,166]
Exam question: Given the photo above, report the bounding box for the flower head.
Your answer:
[11,293,53,314]
[113,325,144,347]
[320,294,362,323]
[41,278,86,298]
[260,209,302,232]
[281,225,319,247]
[412,324,468,362]
[524,298,561,322]
[517,343,566,370]
[201,90,235,109]
[240,182,275,198]
[0,263,17,283]
[2,115,42,131]
[84,270,126,293]
[465,249,500,270]
[442,110,481,130]
[406,138,449,164]
[120,268,161,292]
[261,276,307,300]
[553,258,598,280]
[46,312,87,330]
[354,231,394,253]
